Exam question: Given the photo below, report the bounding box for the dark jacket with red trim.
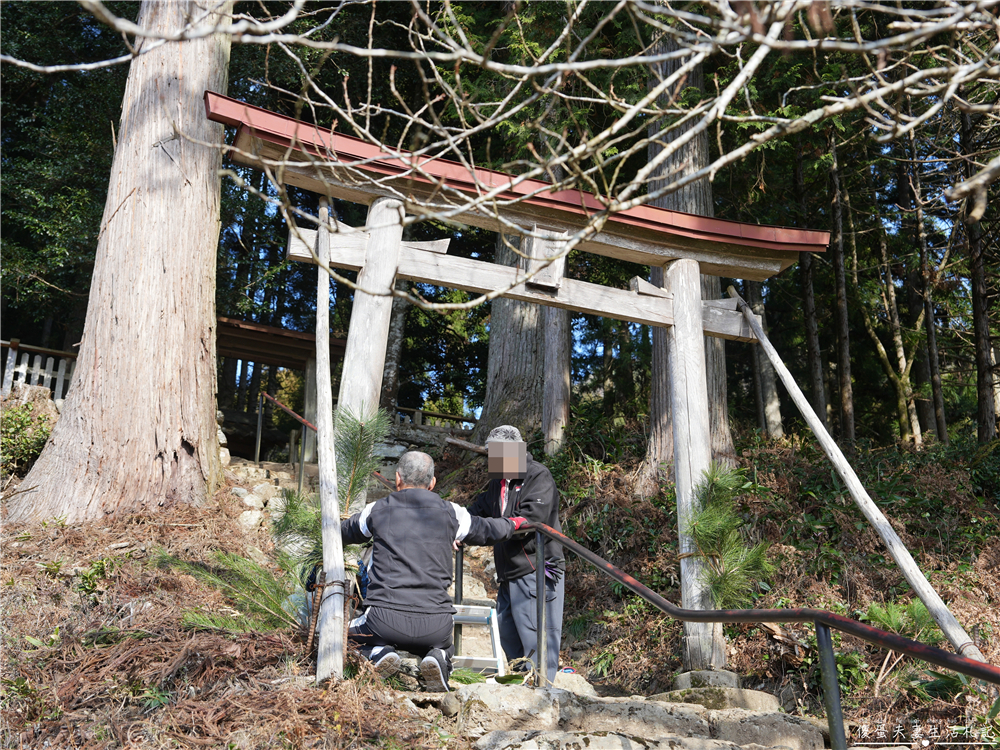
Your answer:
[467,454,565,583]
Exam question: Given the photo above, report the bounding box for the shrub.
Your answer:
[1,402,51,476]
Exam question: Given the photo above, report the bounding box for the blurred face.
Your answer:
[488,440,526,480]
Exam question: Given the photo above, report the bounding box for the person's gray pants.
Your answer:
[497,573,564,683]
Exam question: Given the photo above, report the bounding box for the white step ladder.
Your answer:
[452,602,506,675]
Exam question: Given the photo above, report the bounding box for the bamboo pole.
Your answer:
[728,286,985,663]
[316,201,347,683]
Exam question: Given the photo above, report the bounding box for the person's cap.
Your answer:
[485,425,522,444]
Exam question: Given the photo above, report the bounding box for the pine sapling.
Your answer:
[686,463,774,609]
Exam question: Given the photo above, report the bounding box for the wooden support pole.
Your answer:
[336,196,404,512]
[315,201,347,684]
[729,286,986,663]
[667,259,726,672]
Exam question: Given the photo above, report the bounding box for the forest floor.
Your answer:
[2,431,1000,748]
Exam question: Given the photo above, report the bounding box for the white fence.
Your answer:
[1,340,77,405]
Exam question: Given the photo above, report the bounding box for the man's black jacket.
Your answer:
[467,454,565,583]
[341,487,514,615]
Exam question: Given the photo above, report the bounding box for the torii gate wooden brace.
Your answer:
[204,91,830,685]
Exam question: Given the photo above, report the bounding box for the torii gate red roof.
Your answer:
[204,91,828,280]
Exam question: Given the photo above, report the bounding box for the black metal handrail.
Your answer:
[498,522,1000,750]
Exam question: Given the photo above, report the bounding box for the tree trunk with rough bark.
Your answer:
[470,234,543,443]
[907,131,947,444]
[640,38,735,493]
[960,110,997,443]
[746,280,783,438]
[794,149,828,430]
[379,279,410,412]
[8,0,232,525]
[542,305,570,455]
[829,135,855,446]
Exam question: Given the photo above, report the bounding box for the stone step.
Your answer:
[455,684,823,750]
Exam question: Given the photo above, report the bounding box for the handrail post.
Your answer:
[297,428,306,495]
[535,530,547,687]
[454,546,464,655]
[816,622,848,750]
[255,390,264,466]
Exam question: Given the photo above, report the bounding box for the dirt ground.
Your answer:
[0,483,473,749]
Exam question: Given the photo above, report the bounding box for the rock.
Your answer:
[801,714,852,745]
[475,731,741,750]
[455,684,709,742]
[374,442,408,460]
[441,692,461,717]
[673,670,739,690]
[449,570,489,601]
[230,487,249,498]
[242,494,265,510]
[219,447,231,466]
[246,546,269,566]
[399,697,420,716]
[217,426,228,447]
[252,483,279,502]
[237,510,264,531]
[650,686,780,711]
[706,708,823,750]
[551,671,598,698]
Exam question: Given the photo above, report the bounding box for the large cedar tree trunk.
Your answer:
[470,235,544,442]
[640,41,736,493]
[8,1,232,524]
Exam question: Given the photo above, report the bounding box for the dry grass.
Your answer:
[0,490,460,749]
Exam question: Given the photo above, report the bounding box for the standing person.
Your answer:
[467,426,565,683]
[342,450,525,691]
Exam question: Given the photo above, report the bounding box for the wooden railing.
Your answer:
[1,339,77,404]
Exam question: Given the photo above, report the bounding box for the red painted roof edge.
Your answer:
[205,91,829,253]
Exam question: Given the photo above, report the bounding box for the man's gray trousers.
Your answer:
[497,574,564,683]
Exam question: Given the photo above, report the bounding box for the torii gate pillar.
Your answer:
[336,197,404,511]
[666,259,728,673]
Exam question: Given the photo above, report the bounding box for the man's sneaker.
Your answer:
[371,647,402,677]
[419,649,450,692]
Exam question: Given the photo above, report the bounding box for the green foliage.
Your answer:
[0,403,52,476]
[75,557,116,600]
[590,649,615,679]
[155,549,299,632]
[336,407,392,509]
[686,464,774,609]
[0,675,62,723]
[273,405,392,574]
[449,668,488,685]
[862,599,943,646]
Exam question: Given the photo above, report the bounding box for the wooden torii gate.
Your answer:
[204,92,831,684]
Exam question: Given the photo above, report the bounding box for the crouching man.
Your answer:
[341,450,526,691]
